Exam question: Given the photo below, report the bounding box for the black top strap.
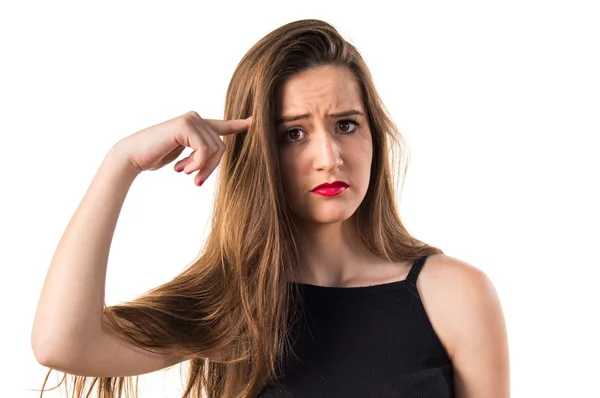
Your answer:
[405,255,429,285]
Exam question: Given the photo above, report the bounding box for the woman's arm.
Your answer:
[31,146,188,376]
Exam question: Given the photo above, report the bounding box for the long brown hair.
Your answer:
[37,18,443,398]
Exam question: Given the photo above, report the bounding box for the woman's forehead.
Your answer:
[275,66,364,117]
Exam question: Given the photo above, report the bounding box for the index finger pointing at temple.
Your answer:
[204,117,253,136]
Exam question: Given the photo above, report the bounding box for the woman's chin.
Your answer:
[300,209,356,226]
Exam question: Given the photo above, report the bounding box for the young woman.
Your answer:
[32,19,509,398]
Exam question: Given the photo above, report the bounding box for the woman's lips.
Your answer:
[311,185,349,197]
[311,181,349,197]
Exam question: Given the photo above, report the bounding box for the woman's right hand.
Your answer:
[114,111,251,186]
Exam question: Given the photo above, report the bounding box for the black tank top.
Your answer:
[259,255,454,397]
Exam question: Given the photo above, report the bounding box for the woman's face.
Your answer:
[275,65,373,226]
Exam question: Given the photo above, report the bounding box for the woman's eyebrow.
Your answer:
[276,109,364,125]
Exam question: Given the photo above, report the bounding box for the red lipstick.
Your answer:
[311,181,349,197]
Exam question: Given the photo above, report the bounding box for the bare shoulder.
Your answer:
[417,254,510,398]
[416,253,503,358]
[417,253,510,397]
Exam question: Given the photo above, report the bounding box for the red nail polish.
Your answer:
[198,180,205,187]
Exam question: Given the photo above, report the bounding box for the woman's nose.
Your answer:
[311,131,343,172]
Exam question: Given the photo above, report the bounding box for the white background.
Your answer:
[1,0,598,397]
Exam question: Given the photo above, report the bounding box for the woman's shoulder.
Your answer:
[417,253,502,359]
[420,253,489,287]
[418,254,510,394]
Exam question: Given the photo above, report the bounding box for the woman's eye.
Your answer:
[284,128,305,142]
[281,120,359,144]
[337,120,359,134]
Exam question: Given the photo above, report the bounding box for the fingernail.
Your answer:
[198,179,205,187]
